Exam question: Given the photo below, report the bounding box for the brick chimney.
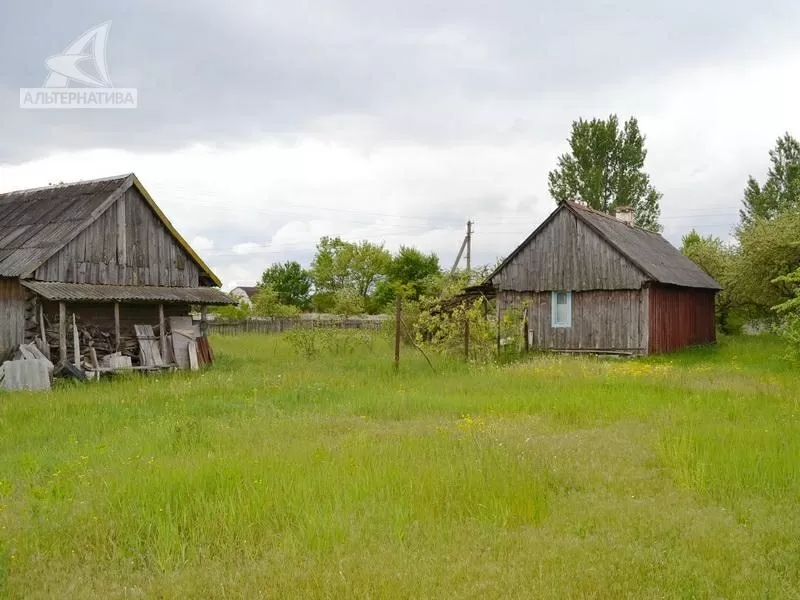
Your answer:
[615,206,633,226]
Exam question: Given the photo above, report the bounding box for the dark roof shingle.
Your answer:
[569,203,721,290]
[0,175,129,277]
[0,174,223,287]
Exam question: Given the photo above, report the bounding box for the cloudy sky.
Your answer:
[2,1,799,289]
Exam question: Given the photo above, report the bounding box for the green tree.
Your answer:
[309,236,352,295]
[332,287,366,317]
[680,230,735,332]
[210,293,252,321]
[310,237,391,311]
[259,261,311,308]
[728,210,800,317]
[547,115,662,231]
[375,246,442,305]
[251,285,301,317]
[772,268,800,361]
[740,133,800,227]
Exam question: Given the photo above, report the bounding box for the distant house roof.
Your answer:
[487,202,722,291]
[0,174,222,286]
[21,281,235,305]
[232,286,260,298]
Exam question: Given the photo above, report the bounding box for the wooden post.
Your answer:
[58,302,67,364]
[114,302,120,352]
[39,303,50,360]
[89,347,99,370]
[72,314,80,368]
[464,304,470,361]
[496,301,501,355]
[394,296,401,371]
[200,306,208,337]
[523,305,530,353]
[158,304,166,358]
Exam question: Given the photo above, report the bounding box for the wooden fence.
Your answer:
[204,317,388,336]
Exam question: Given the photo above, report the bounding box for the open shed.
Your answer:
[0,174,234,367]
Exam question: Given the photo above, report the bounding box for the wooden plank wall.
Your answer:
[34,188,201,287]
[499,289,647,354]
[0,278,25,357]
[648,286,716,354]
[0,279,25,358]
[492,209,647,292]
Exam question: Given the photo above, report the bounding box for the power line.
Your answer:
[148,182,741,227]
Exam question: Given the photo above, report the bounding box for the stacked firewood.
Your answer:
[79,325,138,357]
[43,322,139,365]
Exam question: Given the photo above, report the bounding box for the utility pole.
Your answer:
[465,220,472,277]
[449,220,474,277]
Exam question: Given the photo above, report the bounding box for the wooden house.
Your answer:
[485,202,721,355]
[0,174,234,364]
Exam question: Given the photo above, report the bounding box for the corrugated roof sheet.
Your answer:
[0,174,223,287]
[0,175,130,277]
[20,281,236,305]
[570,204,721,290]
[487,202,722,290]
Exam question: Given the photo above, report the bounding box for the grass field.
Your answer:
[1,332,799,598]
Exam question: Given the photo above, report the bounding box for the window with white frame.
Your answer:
[551,291,572,328]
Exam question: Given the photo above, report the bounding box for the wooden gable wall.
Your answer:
[492,208,648,292]
[33,188,201,287]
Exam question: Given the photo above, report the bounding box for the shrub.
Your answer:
[772,267,800,361]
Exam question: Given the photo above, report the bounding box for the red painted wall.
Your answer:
[648,285,716,354]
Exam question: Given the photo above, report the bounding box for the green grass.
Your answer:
[1,333,799,598]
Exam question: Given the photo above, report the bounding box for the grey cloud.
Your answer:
[2,0,798,162]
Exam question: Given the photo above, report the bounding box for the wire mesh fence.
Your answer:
[204,316,388,336]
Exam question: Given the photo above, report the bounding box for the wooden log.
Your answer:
[114,302,120,352]
[59,302,67,364]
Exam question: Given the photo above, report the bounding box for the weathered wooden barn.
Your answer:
[485,202,721,355]
[0,174,233,364]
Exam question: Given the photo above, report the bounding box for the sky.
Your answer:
[2,1,799,289]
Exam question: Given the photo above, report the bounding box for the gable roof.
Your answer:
[487,202,721,290]
[0,174,222,286]
[232,286,260,298]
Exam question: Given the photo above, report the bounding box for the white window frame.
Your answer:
[551,291,572,328]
